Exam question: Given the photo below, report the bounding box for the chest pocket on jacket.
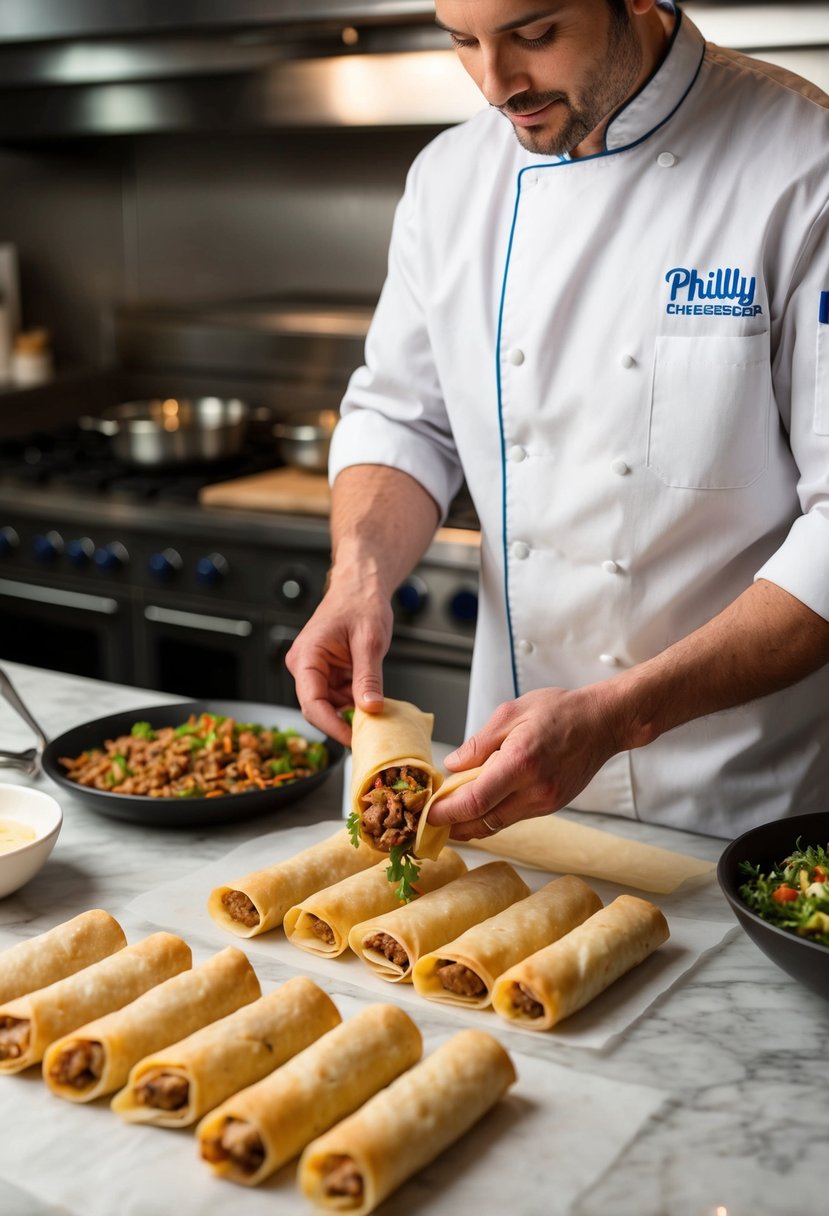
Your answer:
[647,332,771,489]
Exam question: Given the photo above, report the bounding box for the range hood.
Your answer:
[0,2,825,139]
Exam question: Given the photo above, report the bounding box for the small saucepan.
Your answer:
[273,409,339,474]
[79,397,258,467]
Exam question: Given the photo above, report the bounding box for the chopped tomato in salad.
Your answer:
[738,842,829,948]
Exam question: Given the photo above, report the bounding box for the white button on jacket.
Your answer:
[332,13,829,834]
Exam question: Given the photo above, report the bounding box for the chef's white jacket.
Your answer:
[330,10,829,836]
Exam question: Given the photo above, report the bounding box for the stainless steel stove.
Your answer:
[0,301,479,742]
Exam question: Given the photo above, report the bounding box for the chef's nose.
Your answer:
[478,44,531,107]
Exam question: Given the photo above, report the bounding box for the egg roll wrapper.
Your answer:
[348,861,530,982]
[492,894,670,1030]
[350,699,446,860]
[196,1003,421,1187]
[284,848,467,957]
[43,946,259,1102]
[0,910,127,1005]
[0,932,191,1074]
[299,1029,516,1215]
[413,875,602,1008]
[112,975,340,1127]
[208,830,381,938]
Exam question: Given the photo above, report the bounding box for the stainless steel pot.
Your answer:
[273,409,339,473]
[79,397,255,467]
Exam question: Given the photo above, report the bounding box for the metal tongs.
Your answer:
[0,666,49,776]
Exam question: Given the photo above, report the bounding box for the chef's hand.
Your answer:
[427,686,621,840]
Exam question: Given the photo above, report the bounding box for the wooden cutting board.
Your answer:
[199,467,331,515]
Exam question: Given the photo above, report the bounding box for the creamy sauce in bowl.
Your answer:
[0,819,37,854]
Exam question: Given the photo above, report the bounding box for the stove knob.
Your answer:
[0,526,19,556]
[94,542,129,574]
[66,537,95,568]
[448,585,478,625]
[32,531,63,564]
[148,548,183,582]
[276,566,311,606]
[394,576,429,617]
[196,553,229,587]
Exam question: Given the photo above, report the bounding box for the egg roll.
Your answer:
[492,894,670,1030]
[350,698,446,860]
[348,861,530,983]
[299,1029,516,1215]
[0,909,127,1004]
[208,829,381,938]
[0,932,191,1074]
[283,848,467,958]
[196,1003,421,1187]
[413,875,603,1008]
[43,946,259,1102]
[112,976,341,1127]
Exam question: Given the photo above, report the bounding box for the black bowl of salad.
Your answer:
[717,811,829,999]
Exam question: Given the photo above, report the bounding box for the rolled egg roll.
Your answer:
[299,1028,516,1215]
[492,894,670,1030]
[350,698,446,860]
[208,829,381,938]
[283,848,467,957]
[196,1003,421,1187]
[348,861,530,983]
[112,976,341,1128]
[0,931,191,1074]
[0,909,127,1004]
[413,875,603,1008]
[43,946,260,1102]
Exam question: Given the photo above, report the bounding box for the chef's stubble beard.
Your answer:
[500,11,644,157]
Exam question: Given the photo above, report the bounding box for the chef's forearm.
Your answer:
[328,464,441,599]
[606,578,829,751]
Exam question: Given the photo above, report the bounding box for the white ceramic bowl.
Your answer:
[0,784,63,899]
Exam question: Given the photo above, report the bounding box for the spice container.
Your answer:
[11,329,53,386]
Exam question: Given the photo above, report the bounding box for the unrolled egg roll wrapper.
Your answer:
[492,894,670,1030]
[348,861,530,982]
[112,975,340,1127]
[283,848,467,957]
[0,909,127,1005]
[43,946,260,1102]
[208,829,382,938]
[299,1028,516,1216]
[350,698,446,860]
[412,875,603,1008]
[196,1002,422,1187]
[459,768,714,893]
[0,932,191,1074]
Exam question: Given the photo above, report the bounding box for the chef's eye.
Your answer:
[515,25,555,49]
[448,32,478,50]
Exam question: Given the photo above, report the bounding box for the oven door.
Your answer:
[384,637,471,746]
[137,600,269,701]
[0,576,133,682]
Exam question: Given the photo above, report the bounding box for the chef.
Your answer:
[286,0,829,839]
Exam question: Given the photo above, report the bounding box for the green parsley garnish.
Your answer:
[346,811,361,848]
[131,721,155,741]
[386,846,421,904]
[341,708,355,725]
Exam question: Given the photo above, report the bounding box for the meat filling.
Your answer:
[221,889,260,928]
[134,1069,190,1111]
[308,914,335,945]
[48,1039,105,1088]
[360,766,430,851]
[323,1154,364,1201]
[363,931,409,969]
[0,1017,30,1060]
[200,1117,265,1174]
[435,960,487,998]
[510,982,544,1019]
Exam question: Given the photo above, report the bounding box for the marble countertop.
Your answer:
[0,661,825,1215]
